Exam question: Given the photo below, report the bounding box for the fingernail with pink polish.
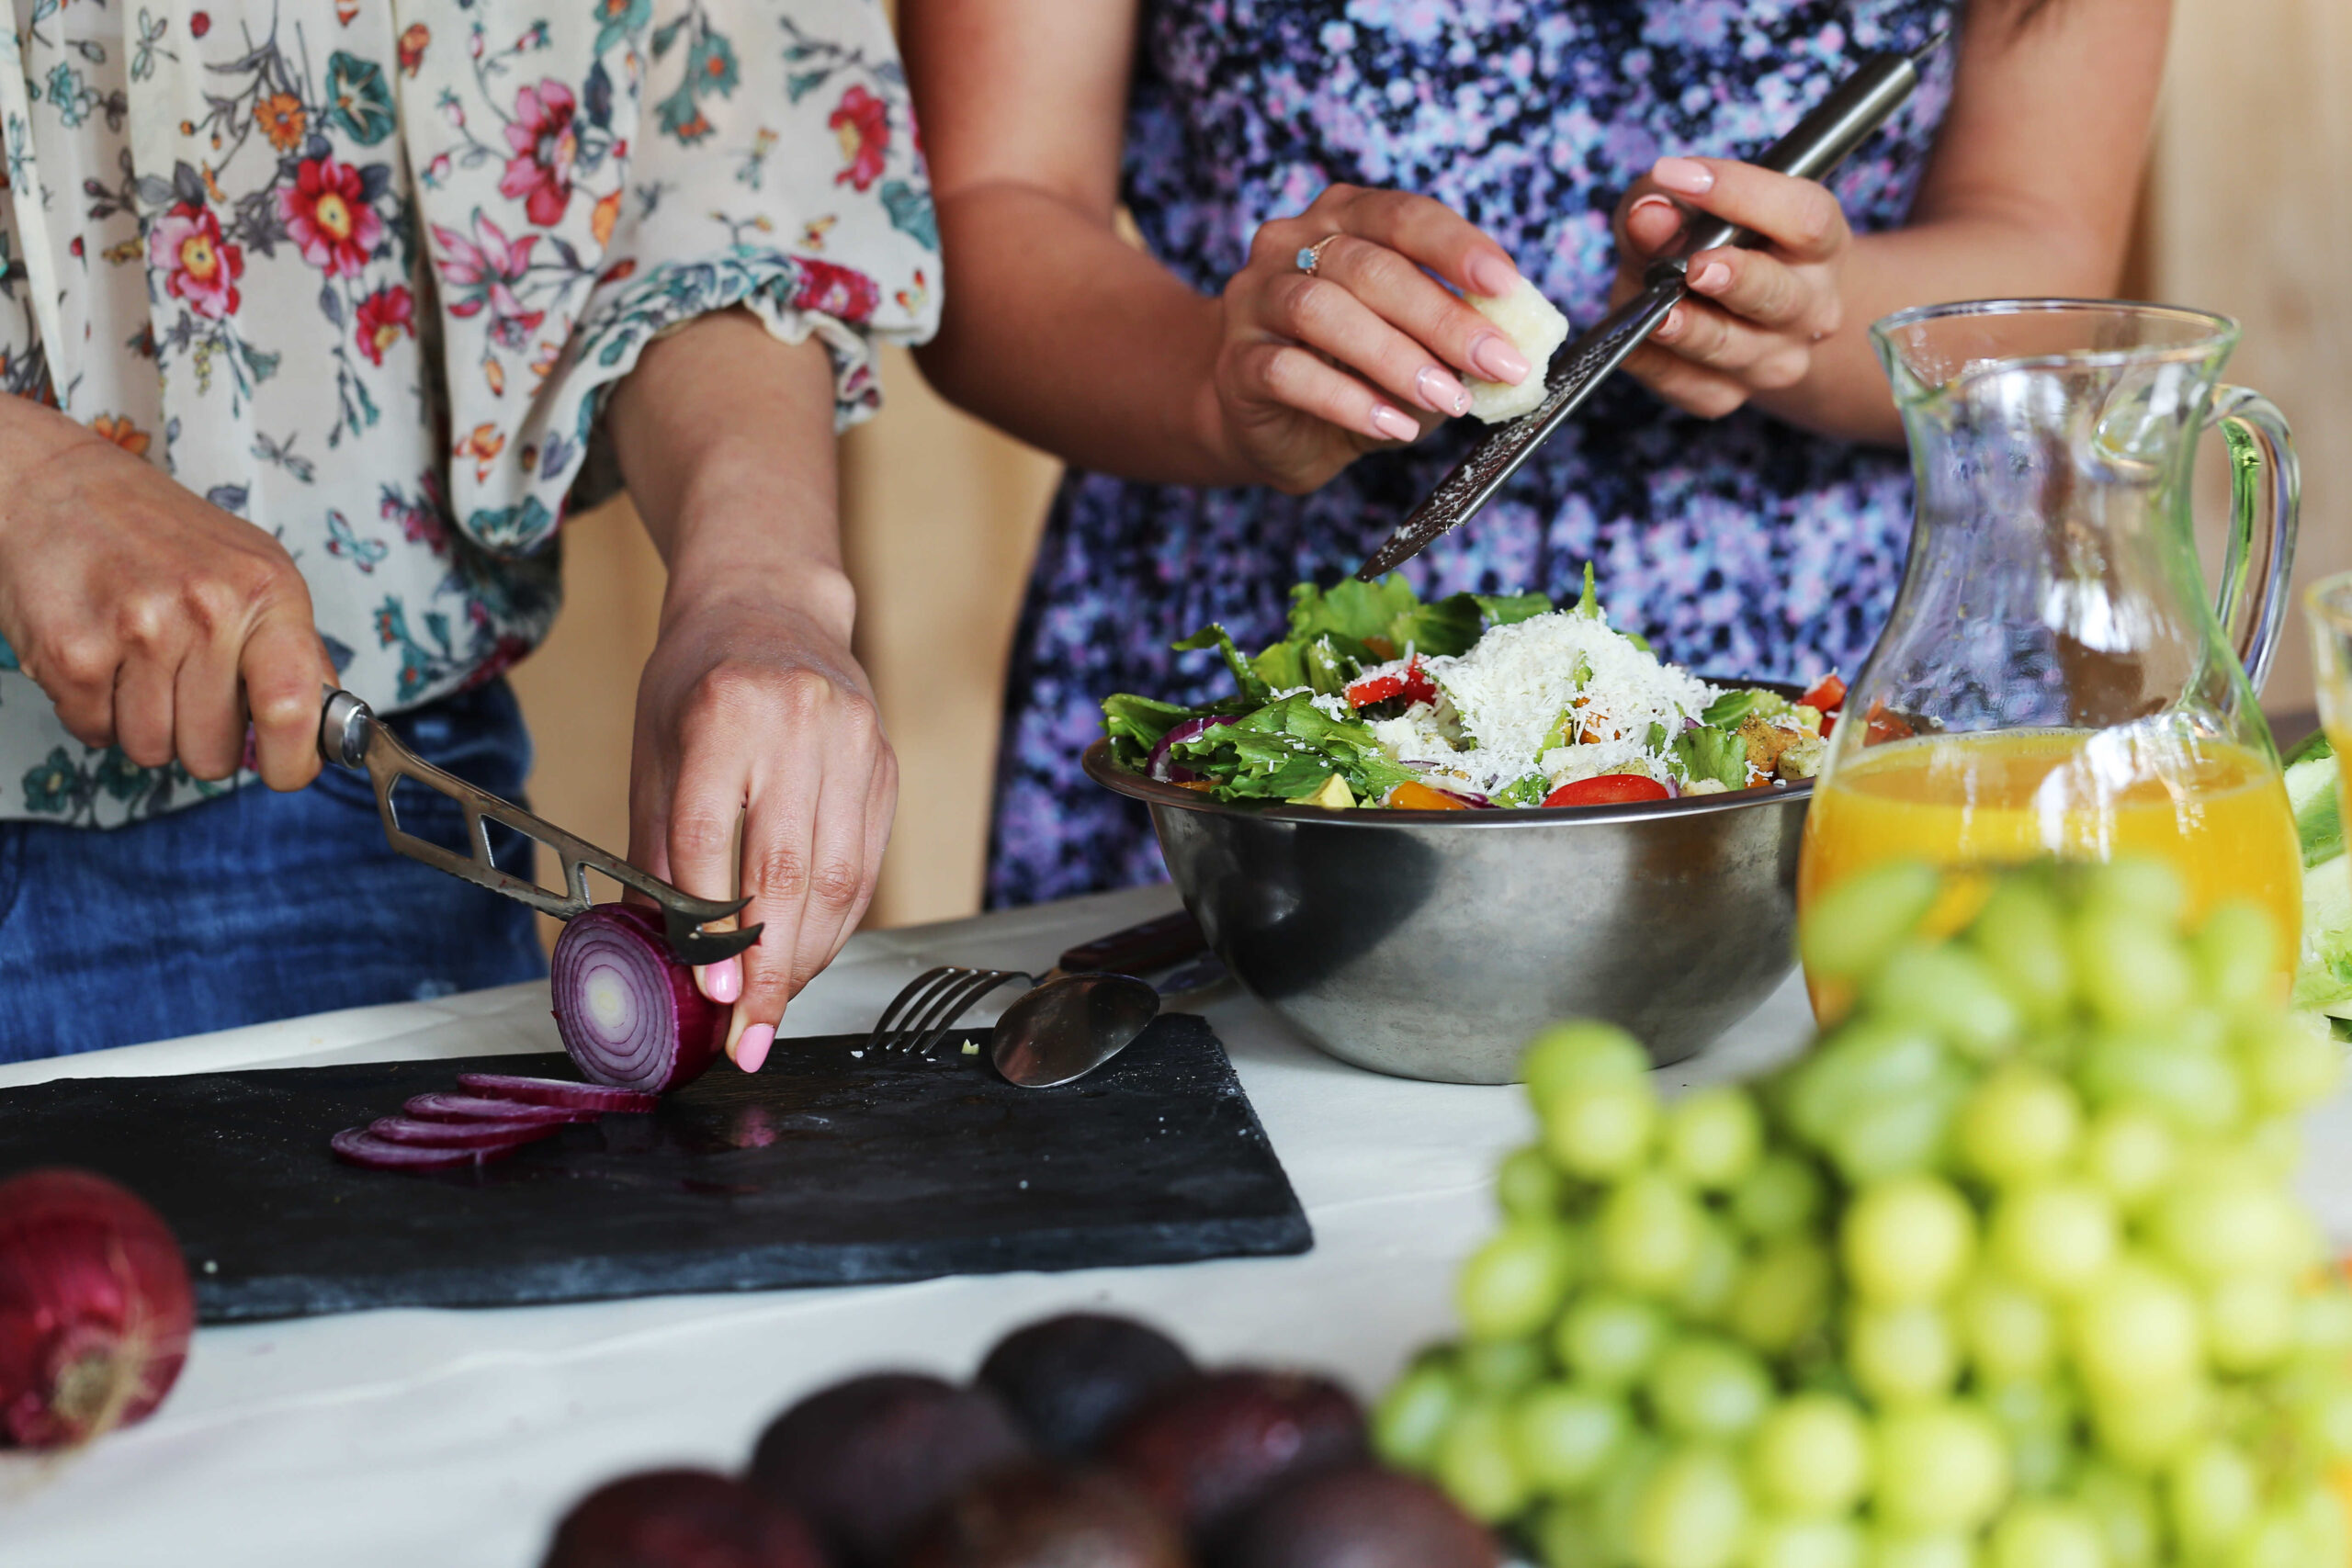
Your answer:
[1651,157,1713,195]
[1369,404,1419,442]
[1416,365,1471,416]
[1469,251,1519,298]
[1469,333,1532,385]
[699,958,742,1005]
[737,1023,775,1073]
[1691,260,1732,292]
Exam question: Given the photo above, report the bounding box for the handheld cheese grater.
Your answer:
[1355,30,1950,581]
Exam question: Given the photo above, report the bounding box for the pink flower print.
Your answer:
[149,201,243,319]
[354,285,414,366]
[500,80,580,227]
[827,85,888,192]
[280,157,382,278]
[432,212,545,351]
[791,258,880,325]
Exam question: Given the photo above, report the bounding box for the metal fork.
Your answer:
[865,908,1208,1057]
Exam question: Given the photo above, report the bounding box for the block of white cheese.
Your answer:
[1464,277,1569,423]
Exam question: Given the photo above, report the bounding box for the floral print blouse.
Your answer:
[0,0,937,825]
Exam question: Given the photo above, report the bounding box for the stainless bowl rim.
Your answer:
[1083,739,1813,829]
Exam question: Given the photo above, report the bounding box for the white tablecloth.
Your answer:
[2,884,2346,1567]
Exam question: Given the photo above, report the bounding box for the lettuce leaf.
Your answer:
[1287,576,1419,645]
[1102,694,1204,771]
[1475,592,1552,628]
[1172,623,1273,707]
[1164,692,1414,803]
[1386,592,1484,658]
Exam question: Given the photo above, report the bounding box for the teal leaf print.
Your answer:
[22,748,77,815]
[879,180,937,251]
[687,31,739,96]
[593,0,651,57]
[0,633,17,671]
[654,84,712,145]
[324,51,395,146]
[785,69,828,104]
[93,747,153,803]
[465,496,554,551]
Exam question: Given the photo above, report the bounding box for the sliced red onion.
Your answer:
[403,1093,593,1125]
[550,904,727,1094]
[1147,715,1238,784]
[368,1115,564,1150]
[454,1073,658,1114]
[330,1128,526,1171]
[1659,776,1681,799]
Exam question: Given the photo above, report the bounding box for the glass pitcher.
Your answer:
[1796,299,2302,1005]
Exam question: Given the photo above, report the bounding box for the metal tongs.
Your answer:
[1355,30,1950,580]
[317,689,760,965]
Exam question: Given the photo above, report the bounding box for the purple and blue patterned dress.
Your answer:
[986,0,1959,908]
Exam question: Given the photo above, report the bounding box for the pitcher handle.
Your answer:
[2207,385,2300,695]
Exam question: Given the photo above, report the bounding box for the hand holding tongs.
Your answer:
[317,689,761,965]
[1355,30,1949,580]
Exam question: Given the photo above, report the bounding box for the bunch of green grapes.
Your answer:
[1375,860,2352,1568]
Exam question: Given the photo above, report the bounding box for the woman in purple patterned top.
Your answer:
[901,0,2165,907]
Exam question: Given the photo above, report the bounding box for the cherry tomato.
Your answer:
[1345,655,1438,710]
[1800,672,1847,714]
[1543,773,1672,808]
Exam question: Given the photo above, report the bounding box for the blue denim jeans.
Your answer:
[0,680,548,1063]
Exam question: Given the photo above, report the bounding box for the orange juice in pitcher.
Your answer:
[1798,301,2301,1015]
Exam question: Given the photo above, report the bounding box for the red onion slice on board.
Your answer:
[402,1093,593,1124]
[330,1129,526,1171]
[549,905,727,1094]
[368,1115,564,1150]
[453,1073,659,1114]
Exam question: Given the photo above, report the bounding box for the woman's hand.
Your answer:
[1210,183,1539,493]
[0,401,333,787]
[606,310,893,1072]
[628,572,893,1072]
[1609,156,1852,419]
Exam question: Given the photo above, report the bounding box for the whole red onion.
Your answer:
[0,1168,194,1449]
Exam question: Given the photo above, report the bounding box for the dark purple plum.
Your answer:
[747,1372,1029,1568]
[1105,1369,1368,1546]
[1216,1463,1501,1568]
[977,1314,1197,1459]
[898,1462,1189,1568]
[538,1469,824,1568]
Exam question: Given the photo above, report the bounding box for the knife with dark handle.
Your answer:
[1355,30,1949,581]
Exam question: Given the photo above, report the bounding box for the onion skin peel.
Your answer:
[0,1168,194,1450]
[550,903,729,1094]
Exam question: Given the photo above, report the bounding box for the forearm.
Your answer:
[916,184,1240,484]
[1747,211,2127,446]
[605,310,853,637]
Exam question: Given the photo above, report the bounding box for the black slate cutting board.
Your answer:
[0,1014,1309,1321]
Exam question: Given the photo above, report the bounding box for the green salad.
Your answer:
[1102,571,1839,811]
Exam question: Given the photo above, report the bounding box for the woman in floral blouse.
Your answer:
[0,0,937,1062]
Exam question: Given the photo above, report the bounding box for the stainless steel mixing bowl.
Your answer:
[1084,740,1810,1084]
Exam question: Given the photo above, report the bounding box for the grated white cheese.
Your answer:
[1362,607,1717,794]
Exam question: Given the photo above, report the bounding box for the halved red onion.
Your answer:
[330,1128,525,1171]
[368,1115,564,1150]
[550,904,727,1094]
[453,1073,658,1114]
[403,1093,592,1125]
[1147,716,1239,784]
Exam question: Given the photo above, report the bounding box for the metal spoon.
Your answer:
[990,972,1164,1089]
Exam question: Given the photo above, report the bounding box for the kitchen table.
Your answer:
[3,881,2348,1567]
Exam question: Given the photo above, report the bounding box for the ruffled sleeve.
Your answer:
[393,0,940,554]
